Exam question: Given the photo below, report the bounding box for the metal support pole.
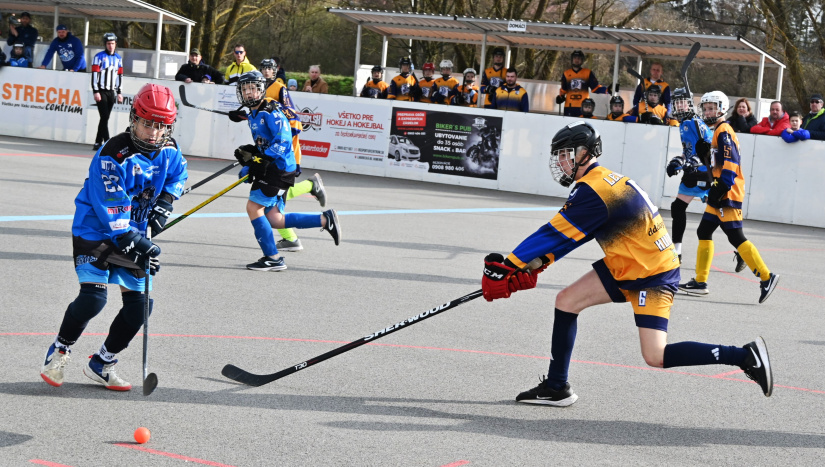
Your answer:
[479,33,488,107]
[154,12,163,79]
[776,66,784,101]
[381,35,388,69]
[185,23,192,55]
[83,18,89,47]
[52,6,59,70]
[505,46,511,68]
[353,24,362,96]
[611,43,620,95]
[755,54,765,118]
[635,56,643,86]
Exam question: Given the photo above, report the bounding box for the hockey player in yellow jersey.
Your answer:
[679,91,780,303]
[417,62,437,103]
[555,50,608,117]
[486,68,529,112]
[481,48,507,107]
[433,60,459,105]
[359,65,388,99]
[625,85,677,125]
[580,98,598,119]
[388,57,421,102]
[453,68,479,107]
[605,95,629,121]
[480,121,773,406]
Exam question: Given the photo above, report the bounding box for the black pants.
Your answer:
[95,90,116,144]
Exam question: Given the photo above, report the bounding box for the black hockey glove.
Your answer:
[247,155,271,180]
[115,230,161,265]
[555,95,566,105]
[707,179,731,208]
[147,194,173,236]
[149,257,160,275]
[695,139,711,160]
[295,164,301,176]
[234,144,258,166]
[666,158,682,177]
[228,109,248,123]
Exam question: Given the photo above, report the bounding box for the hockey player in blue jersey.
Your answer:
[233,71,341,271]
[40,83,188,391]
[665,87,716,264]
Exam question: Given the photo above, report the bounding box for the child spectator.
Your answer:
[781,111,810,143]
[287,79,298,91]
[7,43,31,67]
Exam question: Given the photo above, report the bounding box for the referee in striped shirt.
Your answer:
[91,33,123,151]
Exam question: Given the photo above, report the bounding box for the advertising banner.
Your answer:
[390,107,502,180]
[292,93,392,167]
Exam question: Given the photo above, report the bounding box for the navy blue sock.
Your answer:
[285,212,321,229]
[546,308,579,389]
[251,216,278,257]
[663,342,748,368]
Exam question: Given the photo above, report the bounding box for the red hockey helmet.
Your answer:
[422,62,435,71]
[130,83,176,155]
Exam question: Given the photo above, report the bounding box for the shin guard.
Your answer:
[737,241,771,279]
[695,240,714,283]
[284,212,322,229]
[57,283,108,345]
[102,292,151,354]
[251,216,278,257]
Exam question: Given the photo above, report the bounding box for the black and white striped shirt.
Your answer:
[91,51,123,93]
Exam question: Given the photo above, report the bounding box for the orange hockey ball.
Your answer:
[134,427,151,444]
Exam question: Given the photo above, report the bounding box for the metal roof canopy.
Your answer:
[329,7,785,111]
[1,0,195,78]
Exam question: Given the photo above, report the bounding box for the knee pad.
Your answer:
[66,283,108,323]
[670,198,688,217]
[120,291,152,330]
[696,219,716,241]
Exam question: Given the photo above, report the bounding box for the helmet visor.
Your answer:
[550,146,585,187]
[237,80,265,107]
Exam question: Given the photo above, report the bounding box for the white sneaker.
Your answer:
[83,354,132,391]
[41,344,71,387]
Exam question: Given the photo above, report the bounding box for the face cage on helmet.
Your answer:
[671,97,695,121]
[549,146,586,188]
[129,110,174,155]
[237,80,266,108]
[701,102,722,125]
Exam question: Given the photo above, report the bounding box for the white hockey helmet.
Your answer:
[439,59,454,70]
[463,68,477,76]
[700,91,729,124]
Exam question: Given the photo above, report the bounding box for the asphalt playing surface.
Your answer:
[1,135,823,466]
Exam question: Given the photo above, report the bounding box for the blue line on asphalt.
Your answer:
[0,206,561,223]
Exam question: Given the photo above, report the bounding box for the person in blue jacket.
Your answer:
[40,83,188,391]
[6,12,38,63]
[6,43,31,67]
[38,25,86,72]
[781,111,810,143]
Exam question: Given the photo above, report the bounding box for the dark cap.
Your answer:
[56,24,67,31]
[189,48,201,55]
[811,93,823,102]
[20,12,31,18]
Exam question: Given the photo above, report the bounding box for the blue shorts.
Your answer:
[76,262,152,291]
[249,188,286,213]
[678,183,709,200]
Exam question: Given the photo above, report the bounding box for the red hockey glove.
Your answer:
[508,261,549,293]
[482,253,516,302]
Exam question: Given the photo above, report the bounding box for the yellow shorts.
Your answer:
[702,206,744,229]
[620,288,673,332]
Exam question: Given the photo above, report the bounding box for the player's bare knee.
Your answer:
[643,353,664,368]
[555,288,582,313]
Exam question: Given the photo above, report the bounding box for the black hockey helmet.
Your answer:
[581,98,596,112]
[645,84,662,105]
[549,121,602,187]
[398,57,413,68]
[103,32,117,43]
[371,65,384,74]
[609,95,625,114]
[259,58,276,70]
[236,70,266,108]
[571,50,585,62]
[492,47,505,57]
[671,87,695,121]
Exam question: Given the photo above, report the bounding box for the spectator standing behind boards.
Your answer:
[303,65,329,93]
[801,93,825,140]
[632,62,671,111]
[727,98,758,133]
[39,25,86,72]
[224,44,256,84]
[175,48,223,84]
[750,101,789,136]
[360,65,388,99]
[6,12,38,64]
[781,111,810,144]
[555,50,607,117]
[287,79,298,91]
[91,33,123,152]
[481,48,507,108]
[486,67,529,112]
[7,43,31,67]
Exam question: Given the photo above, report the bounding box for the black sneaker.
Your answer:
[309,173,326,207]
[515,377,578,407]
[758,273,780,304]
[276,238,303,252]
[734,252,747,273]
[92,143,102,152]
[322,209,341,246]
[678,278,709,295]
[740,337,773,397]
[246,256,286,271]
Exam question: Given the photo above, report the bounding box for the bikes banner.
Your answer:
[389,107,502,180]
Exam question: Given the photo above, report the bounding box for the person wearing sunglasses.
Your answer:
[224,44,257,84]
[802,93,825,140]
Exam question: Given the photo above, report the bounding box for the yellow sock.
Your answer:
[737,241,771,279]
[695,240,714,283]
[286,180,313,201]
[277,228,298,242]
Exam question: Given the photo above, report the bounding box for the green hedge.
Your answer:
[286,72,355,96]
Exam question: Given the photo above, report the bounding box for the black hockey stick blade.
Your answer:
[178,85,230,115]
[680,42,701,95]
[143,372,158,396]
[221,289,484,387]
[625,67,644,81]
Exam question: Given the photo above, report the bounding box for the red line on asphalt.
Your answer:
[6,333,823,395]
[29,460,74,467]
[115,443,236,466]
[441,461,470,467]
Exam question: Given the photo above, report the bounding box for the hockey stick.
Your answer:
[222,289,484,386]
[181,161,239,196]
[156,175,248,235]
[680,42,701,96]
[142,228,158,396]
[179,85,230,115]
[626,67,644,82]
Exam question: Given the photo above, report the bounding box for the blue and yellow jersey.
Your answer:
[506,164,680,290]
[711,122,744,208]
[453,84,479,107]
[486,84,529,112]
[72,132,188,242]
[417,77,436,103]
[388,74,419,101]
[433,76,460,104]
[633,78,671,109]
[624,102,678,126]
[360,79,388,99]
[559,68,606,112]
[481,66,507,106]
[265,80,303,165]
[247,98,296,172]
[606,112,630,121]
